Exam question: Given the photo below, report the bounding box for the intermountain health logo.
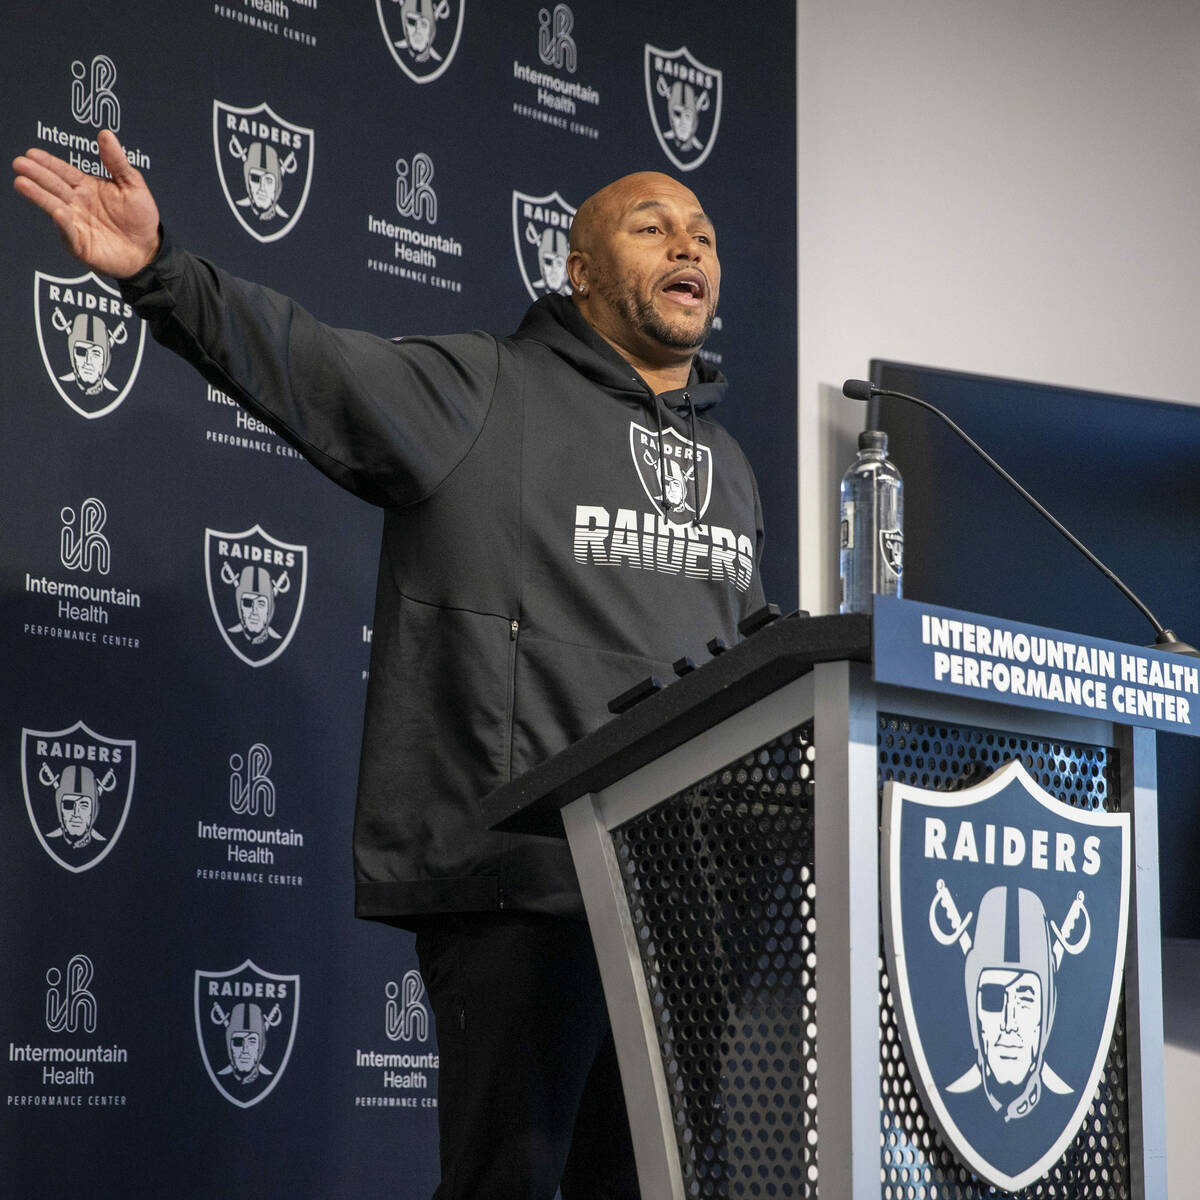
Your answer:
[376,0,464,83]
[212,101,314,243]
[882,759,1130,1190]
[365,151,464,292]
[644,45,723,172]
[205,525,308,667]
[511,4,600,140]
[34,271,146,418]
[194,960,299,1108]
[512,190,575,300]
[21,721,136,873]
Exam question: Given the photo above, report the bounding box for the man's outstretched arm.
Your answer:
[13,129,160,279]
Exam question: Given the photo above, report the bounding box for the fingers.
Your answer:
[13,150,82,206]
[15,146,88,192]
[97,129,137,186]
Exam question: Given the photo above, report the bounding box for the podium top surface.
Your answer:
[480,612,871,838]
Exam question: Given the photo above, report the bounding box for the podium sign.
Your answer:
[882,759,1131,1190]
[874,595,1200,738]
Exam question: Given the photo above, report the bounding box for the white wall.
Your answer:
[796,0,1200,614]
[795,1,1200,1191]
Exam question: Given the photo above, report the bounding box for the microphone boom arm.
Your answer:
[841,379,1196,655]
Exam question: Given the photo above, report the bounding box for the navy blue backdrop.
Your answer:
[0,4,797,1196]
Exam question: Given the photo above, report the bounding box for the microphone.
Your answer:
[841,378,1198,657]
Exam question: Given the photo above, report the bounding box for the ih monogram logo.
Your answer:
[396,153,437,223]
[538,5,576,72]
[45,955,98,1033]
[385,971,430,1042]
[71,55,120,130]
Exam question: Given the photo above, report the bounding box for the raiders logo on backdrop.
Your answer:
[512,190,576,300]
[212,101,314,243]
[644,45,723,173]
[630,421,713,523]
[205,525,308,667]
[376,0,464,84]
[21,721,136,873]
[882,759,1130,1190]
[34,271,146,419]
[194,960,299,1108]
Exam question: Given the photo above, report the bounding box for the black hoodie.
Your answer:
[121,237,766,921]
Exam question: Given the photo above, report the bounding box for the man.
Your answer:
[14,132,766,1198]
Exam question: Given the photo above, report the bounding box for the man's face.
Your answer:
[248,167,279,213]
[230,1029,262,1074]
[72,340,105,384]
[977,968,1042,1086]
[59,791,94,838]
[240,591,272,634]
[575,175,721,364]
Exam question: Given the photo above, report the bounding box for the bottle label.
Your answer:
[880,527,903,577]
[840,502,854,550]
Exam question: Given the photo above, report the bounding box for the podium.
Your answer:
[480,604,1169,1199]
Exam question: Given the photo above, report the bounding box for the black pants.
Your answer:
[414,912,641,1200]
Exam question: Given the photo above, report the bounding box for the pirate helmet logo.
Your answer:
[21,721,136,873]
[375,0,465,84]
[512,190,576,301]
[34,270,146,419]
[629,420,713,524]
[204,524,308,667]
[194,959,300,1108]
[644,45,724,173]
[212,101,314,243]
[882,758,1130,1190]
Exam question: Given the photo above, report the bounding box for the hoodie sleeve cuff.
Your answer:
[117,224,177,307]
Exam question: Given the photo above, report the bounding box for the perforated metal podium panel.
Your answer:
[606,711,1133,1199]
[613,724,819,1198]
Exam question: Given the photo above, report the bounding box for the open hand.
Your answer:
[13,129,161,278]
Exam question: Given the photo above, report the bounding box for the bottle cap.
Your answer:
[858,429,887,453]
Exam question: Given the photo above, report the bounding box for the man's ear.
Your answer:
[566,249,588,295]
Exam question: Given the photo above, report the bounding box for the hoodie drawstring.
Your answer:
[648,387,701,527]
[652,395,668,513]
[683,391,700,528]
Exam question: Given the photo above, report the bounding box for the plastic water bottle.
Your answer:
[839,429,903,614]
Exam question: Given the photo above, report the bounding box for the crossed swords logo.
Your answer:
[929,878,1091,1099]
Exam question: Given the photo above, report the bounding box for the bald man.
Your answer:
[15,135,766,1199]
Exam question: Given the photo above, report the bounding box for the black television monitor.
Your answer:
[869,359,1200,939]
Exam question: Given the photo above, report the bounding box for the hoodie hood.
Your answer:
[512,293,727,413]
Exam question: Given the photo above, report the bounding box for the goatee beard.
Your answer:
[608,284,714,352]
